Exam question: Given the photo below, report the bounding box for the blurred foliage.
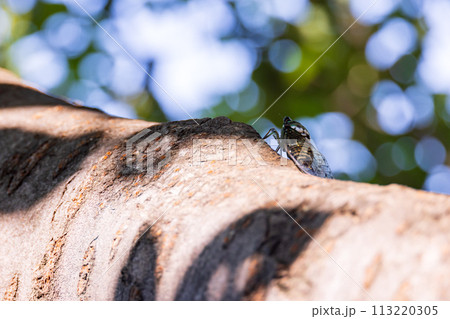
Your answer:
[0,0,449,193]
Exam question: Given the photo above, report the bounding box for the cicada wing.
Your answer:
[311,144,334,179]
[286,140,333,179]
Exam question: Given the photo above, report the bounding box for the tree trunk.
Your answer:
[1,68,449,301]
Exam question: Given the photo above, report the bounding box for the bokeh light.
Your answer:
[320,139,377,181]
[44,13,92,58]
[365,18,417,70]
[5,0,36,14]
[350,0,400,25]
[376,93,415,135]
[269,39,302,73]
[392,137,416,171]
[9,33,68,89]
[418,0,450,94]
[424,165,450,195]
[415,137,447,172]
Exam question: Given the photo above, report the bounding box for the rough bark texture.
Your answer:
[1,68,450,301]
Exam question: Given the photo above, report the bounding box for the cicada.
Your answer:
[263,116,333,179]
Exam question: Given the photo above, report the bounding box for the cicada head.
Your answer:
[282,116,310,139]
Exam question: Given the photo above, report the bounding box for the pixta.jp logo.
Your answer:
[126,129,171,175]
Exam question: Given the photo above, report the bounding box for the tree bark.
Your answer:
[1,68,449,301]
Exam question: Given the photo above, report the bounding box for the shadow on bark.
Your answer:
[0,84,107,115]
[0,84,73,108]
[117,116,263,178]
[114,226,158,301]
[0,128,102,212]
[114,207,329,300]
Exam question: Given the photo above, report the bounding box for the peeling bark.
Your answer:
[1,68,450,301]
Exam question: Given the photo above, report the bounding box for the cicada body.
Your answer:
[263,117,333,179]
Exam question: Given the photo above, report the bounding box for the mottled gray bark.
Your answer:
[1,68,450,301]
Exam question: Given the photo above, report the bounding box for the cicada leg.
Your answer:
[262,128,280,140]
[263,128,281,153]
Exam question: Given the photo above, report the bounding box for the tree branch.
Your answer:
[1,68,449,300]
